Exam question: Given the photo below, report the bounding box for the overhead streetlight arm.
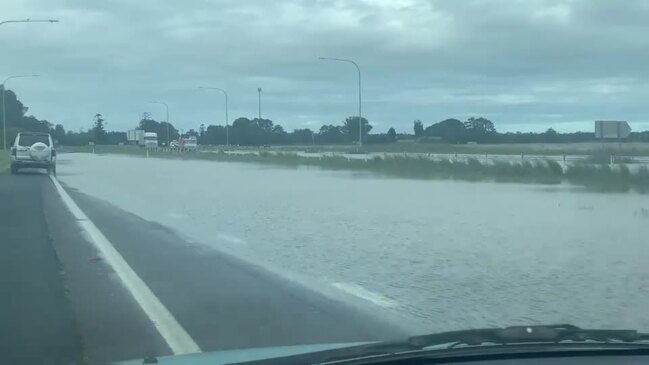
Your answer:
[319,57,360,72]
[199,86,227,95]
[3,74,40,85]
[0,19,59,26]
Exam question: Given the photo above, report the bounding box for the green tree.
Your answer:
[92,113,107,144]
[0,89,25,128]
[318,124,345,143]
[106,131,127,145]
[544,128,558,143]
[342,116,372,143]
[51,124,66,144]
[387,127,397,142]
[289,128,314,144]
[413,120,424,137]
[231,117,253,145]
[425,118,466,143]
[270,124,287,144]
[464,117,496,142]
[62,130,91,146]
[138,116,178,144]
[204,125,228,145]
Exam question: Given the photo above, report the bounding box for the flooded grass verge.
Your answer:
[60,146,649,193]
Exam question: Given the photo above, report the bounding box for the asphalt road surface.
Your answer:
[0,168,404,364]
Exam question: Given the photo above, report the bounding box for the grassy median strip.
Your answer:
[0,150,9,172]
[60,146,649,193]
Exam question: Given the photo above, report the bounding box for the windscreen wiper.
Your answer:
[408,324,649,348]
[230,324,649,365]
[311,325,649,363]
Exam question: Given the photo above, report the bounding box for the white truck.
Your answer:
[144,132,158,148]
[127,129,145,146]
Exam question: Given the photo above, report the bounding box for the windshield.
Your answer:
[17,134,50,146]
[3,1,649,365]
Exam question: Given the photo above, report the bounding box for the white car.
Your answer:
[182,136,198,151]
[10,132,57,175]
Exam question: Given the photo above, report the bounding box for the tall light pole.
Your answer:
[199,86,229,147]
[319,57,363,147]
[149,101,169,146]
[257,87,262,121]
[0,19,59,26]
[2,74,40,150]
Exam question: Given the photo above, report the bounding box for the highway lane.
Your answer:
[1,166,404,364]
[0,172,81,364]
[1,171,171,364]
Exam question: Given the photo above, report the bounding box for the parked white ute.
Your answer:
[10,132,57,175]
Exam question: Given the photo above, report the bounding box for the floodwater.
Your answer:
[57,153,649,332]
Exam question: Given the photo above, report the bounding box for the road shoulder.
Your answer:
[43,176,172,363]
[0,173,81,364]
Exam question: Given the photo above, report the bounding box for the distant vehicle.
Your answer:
[143,132,158,148]
[180,136,197,151]
[127,129,145,146]
[10,132,56,175]
[170,140,179,148]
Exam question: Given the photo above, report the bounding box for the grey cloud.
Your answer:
[2,0,649,133]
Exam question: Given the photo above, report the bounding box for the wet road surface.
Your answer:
[0,168,402,364]
[0,172,81,364]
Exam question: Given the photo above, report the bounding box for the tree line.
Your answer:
[413,118,649,144]
[134,115,396,146]
[2,88,648,147]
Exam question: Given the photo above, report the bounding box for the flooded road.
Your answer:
[58,153,649,332]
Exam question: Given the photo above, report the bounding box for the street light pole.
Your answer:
[199,87,229,147]
[319,57,362,147]
[2,74,40,150]
[257,88,262,121]
[149,101,169,146]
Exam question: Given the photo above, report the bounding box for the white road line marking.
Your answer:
[331,282,397,308]
[50,175,201,355]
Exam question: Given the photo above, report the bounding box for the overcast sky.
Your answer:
[2,0,649,133]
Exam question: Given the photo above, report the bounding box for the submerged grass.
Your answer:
[61,145,649,193]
